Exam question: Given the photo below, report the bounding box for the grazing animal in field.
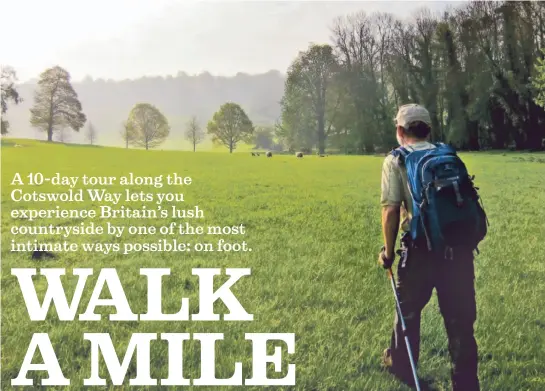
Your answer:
[296,152,303,158]
[266,151,272,157]
[251,152,256,156]
[256,152,260,156]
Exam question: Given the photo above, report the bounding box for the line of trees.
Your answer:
[3,64,258,152]
[119,102,256,153]
[277,1,545,153]
[3,1,545,153]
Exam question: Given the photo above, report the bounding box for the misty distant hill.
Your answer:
[4,70,285,149]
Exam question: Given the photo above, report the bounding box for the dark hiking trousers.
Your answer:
[389,240,480,391]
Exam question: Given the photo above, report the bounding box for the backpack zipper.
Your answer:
[421,153,458,183]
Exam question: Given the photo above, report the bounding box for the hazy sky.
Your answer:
[3,0,466,82]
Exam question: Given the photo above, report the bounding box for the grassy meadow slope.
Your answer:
[1,139,545,390]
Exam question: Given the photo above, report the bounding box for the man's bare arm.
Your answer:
[382,205,400,260]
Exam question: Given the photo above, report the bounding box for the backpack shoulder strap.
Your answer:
[389,146,410,161]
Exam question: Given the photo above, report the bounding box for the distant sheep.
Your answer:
[266,151,272,157]
[256,152,260,156]
[251,152,256,156]
[296,152,303,158]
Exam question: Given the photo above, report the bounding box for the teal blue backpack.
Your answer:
[391,143,489,256]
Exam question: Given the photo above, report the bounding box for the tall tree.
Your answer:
[207,102,254,153]
[125,103,170,150]
[29,66,86,142]
[86,122,97,145]
[282,43,339,154]
[332,12,397,153]
[1,66,22,135]
[436,18,478,149]
[184,115,204,152]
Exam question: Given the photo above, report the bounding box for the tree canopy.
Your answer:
[207,102,254,153]
[278,2,545,152]
[282,44,339,154]
[125,103,170,150]
[29,66,86,141]
[1,66,22,135]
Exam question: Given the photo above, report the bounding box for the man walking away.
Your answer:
[378,104,487,390]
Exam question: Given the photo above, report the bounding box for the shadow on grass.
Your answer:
[36,140,103,148]
[0,140,17,147]
[419,377,441,391]
[378,363,440,391]
[64,143,103,148]
[389,373,440,391]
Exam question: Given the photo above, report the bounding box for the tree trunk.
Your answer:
[467,119,480,150]
[490,101,508,149]
[47,92,54,142]
[47,123,53,142]
[193,141,196,152]
[525,101,545,149]
[317,112,326,154]
[429,106,441,143]
[229,140,233,153]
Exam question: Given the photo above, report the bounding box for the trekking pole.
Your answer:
[387,268,422,391]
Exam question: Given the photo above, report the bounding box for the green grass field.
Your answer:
[1,138,545,390]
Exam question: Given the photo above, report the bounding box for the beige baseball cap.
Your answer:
[395,104,431,129]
